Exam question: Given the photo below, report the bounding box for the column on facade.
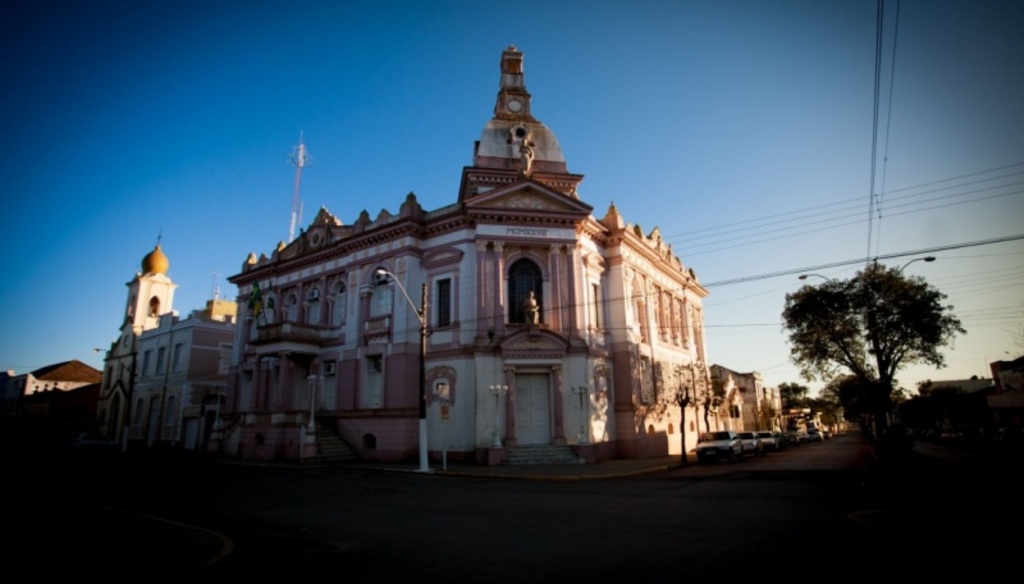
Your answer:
[452,270,460,327]
[552,364,566,445]
[359,288,372,336]
[567,244,580,337]
[548,244,561,330]
[476,241,489,338]
[316,277,327,325]
[681,299,690,348]
[252,355,264,410]
[503,365,517,446]
[494,243,506,337]
[276,353,290,409]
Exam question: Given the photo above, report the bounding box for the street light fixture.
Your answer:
[798,273,834,282]
[898,256,936,273]
[489,384,508,447]
[375,268,431,473]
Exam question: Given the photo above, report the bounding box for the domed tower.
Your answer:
[459,45,584,201]
[124,242,178,335]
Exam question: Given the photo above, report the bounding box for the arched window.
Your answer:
[332,282,347,325]
[508,259,542,324]
[148,296,160,317]
[306,287,321,324]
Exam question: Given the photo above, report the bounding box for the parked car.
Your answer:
[737,431,764,457]
[67,432,118,452]
[756,430,785,451]
[807,428,825,442]
[695,430,743,463]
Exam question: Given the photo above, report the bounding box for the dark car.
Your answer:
[695,430,743,463]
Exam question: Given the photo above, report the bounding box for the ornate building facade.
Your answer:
[223,46,710,464]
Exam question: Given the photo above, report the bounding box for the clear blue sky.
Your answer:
[2,0,1022,395]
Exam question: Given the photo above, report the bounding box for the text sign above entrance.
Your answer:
[477,225,575,240]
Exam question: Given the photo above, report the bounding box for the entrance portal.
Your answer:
[514,373,551,445]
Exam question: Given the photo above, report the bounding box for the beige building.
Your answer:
[710,364,782,432]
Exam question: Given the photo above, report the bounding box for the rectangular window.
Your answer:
[142,350,152,376]
[436,278,451,327]
[156,347,166,374]
[172,343,183,372]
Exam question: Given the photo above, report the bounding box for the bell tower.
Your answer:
[124,242,177,335]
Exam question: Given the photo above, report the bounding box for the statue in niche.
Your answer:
[523,290,540,325]
[518,140,535,177]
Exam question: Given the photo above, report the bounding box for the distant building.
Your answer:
[929,377,995,395]
[223,46,710,464]
[2,360,103,441]
[96,243,236,451]
[988,357,1024,441]
[129,299,236,451]
[710,365,781,433]
[0,369,13,417]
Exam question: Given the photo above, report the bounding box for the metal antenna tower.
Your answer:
[288,132,313,243]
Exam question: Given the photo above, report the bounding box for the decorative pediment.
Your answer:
[499,328,569,359]
[423,247,465,269]
[466,181,592,216]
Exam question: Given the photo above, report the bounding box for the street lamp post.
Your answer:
[375,268,430,473]
[489,384,508,447]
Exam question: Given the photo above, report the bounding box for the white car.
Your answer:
[695,431,743,463]
[756,431,785,451]
[737,431,765,457]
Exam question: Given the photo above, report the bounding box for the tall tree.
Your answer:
[698,377,726,433]
[778,382,811,409]
[782,262,965,433]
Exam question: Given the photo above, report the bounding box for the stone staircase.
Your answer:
[315,422,358,463]
[503,444,585,466]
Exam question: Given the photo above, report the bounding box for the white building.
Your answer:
[223,46,711,464]
[710,364,781,432]
[129,299,236,451]
[97,243,236,451]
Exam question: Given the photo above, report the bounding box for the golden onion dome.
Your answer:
[141,244,170,275]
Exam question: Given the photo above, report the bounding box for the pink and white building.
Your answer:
[222,46,711,464]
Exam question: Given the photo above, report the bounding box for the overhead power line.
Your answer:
[701,234,1024,287]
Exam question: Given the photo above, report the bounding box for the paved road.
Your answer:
[10,433,1018,578]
